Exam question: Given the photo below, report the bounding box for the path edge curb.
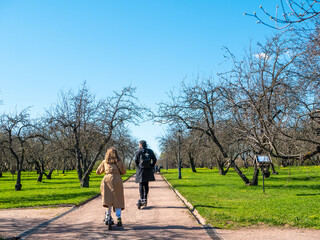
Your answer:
[161,173,222,240]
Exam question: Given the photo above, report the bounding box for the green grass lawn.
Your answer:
[0,169,135,209]
[162,166,320,229]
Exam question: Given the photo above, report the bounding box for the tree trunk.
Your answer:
[75,129,84,186]
[248,163,259,186]
[46,169,54,179]
[270,163,278,174]
[37,166,43,182]
[243,156,249,168]
[15,170,22,191]
[128,158,134,170]
[230,160,250,184]
[81,174,90,188]
[80,156,92,188]
[76,156,83,185]
[0,172,2,177]
[218,165,226,175]
[35,162,43,182]
[188,153,197,173]
[37,173,43,182]
[217,159,230,175]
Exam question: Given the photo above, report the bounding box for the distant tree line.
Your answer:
[0,83,144,190]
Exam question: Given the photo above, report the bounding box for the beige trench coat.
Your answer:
[96,160,126,209]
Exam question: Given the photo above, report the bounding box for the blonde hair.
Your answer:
[105,147,121,164]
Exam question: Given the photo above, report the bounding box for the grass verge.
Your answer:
[162,166,320,229]
[0,170,135,209]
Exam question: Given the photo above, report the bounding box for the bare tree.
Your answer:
[180,129,220,172]
[245,0,320,29]
[182,131,199,172]
[0,109,42,190]
[219,32,320,165]
[157,81,258,182]
[111,128,138,170]
[157,80,230,173]
[25,136,57,182]
[158,128,181,170]
[0,143,9,177]
[45,114,76,173]
[47,83,145,187]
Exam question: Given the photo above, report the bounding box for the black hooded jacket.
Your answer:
[134,147,157,183]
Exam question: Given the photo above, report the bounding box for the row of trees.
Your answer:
[156,15,320,185]
[2,1,320,190]
[0,83,143,190]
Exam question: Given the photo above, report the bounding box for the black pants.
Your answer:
[139,182,149,200]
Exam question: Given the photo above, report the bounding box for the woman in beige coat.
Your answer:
[96,147,126,229]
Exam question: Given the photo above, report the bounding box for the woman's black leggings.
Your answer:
[139,182,149,200]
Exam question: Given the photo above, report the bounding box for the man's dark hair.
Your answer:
[139,140,147,148]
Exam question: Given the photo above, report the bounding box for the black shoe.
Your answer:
[107,218,113,230]
[137,199,142,209]
[142,199,147,206]
[117,218,122,227]
[104,217,114,226]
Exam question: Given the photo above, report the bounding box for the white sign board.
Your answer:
[256,155,271,163]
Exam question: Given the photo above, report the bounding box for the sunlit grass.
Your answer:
[162,166,320,229]
[0,170,135,209]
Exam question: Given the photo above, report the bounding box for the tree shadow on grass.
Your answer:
[171,183,227,188]
[1,186,88,192]
[0,191,98,204]
[192,205,229,210]
[296,193,320,196]
[268,184,320,190]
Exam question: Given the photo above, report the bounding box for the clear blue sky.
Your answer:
[0,0,276,155]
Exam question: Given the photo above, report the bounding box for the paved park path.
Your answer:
[1,173,320,240]
[13,174,215,240]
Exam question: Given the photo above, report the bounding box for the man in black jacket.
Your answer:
[134,140,157,208]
